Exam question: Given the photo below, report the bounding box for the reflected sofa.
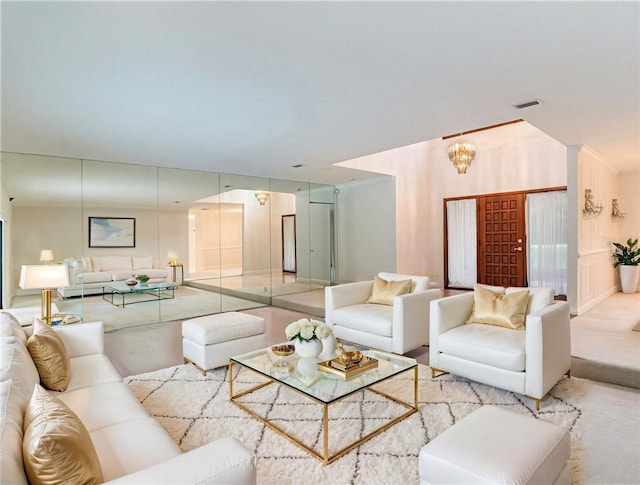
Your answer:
[58,255,169,298]
[0,314,255,484]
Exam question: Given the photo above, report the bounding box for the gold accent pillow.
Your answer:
[23,384,103,485]
[26,320,70,392]
[467,286,529,329]
[366,276,412,306]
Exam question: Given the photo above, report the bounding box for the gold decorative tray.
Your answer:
[317,356,378,379]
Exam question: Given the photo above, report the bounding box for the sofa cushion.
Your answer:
[78,271,114,284]
[132,255,153,270]
[439,323,527,372]
[62,354,122,393]
[332,303,394,337]
[23,384,104,485]
[93,256,132,272]
[26,320,71,392]
[366,275,412,305]
[467,286,529,330]
[90,417,181,482]
[54,381,150,432]
[506,286,554,313]
[0,312,28,345]
[82,256,94,272]
[0,380,29,485]
[1,337,40,401]
[378,272,429,293]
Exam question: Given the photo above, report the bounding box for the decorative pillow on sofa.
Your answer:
[26,321,70,392]
[94,255,132,272]
[132,255,153,270]
[466,286,529,330]
[366,276,412,306]
[23,384,104,485]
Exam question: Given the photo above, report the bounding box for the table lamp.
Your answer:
[40,249,54,263]
[19,265,69,324]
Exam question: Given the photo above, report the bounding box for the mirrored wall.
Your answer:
[1,153,335,330]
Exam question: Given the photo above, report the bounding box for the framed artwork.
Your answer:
[89,217,135,248]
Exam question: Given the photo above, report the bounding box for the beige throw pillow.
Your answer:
[467,286,529,330]
[366,276,412,306]
[23,384,103,485]
[26,321,70,392]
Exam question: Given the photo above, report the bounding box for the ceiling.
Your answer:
[1,1,638,184]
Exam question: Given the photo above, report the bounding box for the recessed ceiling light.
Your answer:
[513,99,542,110]
[224,185,231,188]
[292,164,303,168]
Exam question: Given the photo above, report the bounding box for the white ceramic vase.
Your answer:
[619,265,640,294]
[320,335,338,359]
[294,339,323,358]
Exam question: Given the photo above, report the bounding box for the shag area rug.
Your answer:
[125,364,585,484]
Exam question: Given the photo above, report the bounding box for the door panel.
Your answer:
[281,214,296,273]
[478,193,527,287]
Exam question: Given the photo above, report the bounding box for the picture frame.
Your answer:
[89,217,136,248]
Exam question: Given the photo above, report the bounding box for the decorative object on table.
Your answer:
[135,274,150,287]
[271,344,295,357]
[612,238,640,294]
[285,318,332,359]
[19,265,70,325]
[318,354,379,379]
[125,275,138,286]
[320,333,338,360]
[296,357,321,386]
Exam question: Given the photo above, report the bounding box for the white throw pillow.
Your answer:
[132,256,153,270]
[506,287,554,313]
[96,256,132,271]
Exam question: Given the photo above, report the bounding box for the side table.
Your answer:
[169,263,184,285]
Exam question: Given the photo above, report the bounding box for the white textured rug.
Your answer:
[125,364,585,484]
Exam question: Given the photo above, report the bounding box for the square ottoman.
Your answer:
[182,312,267,375]
[419,406,571,484]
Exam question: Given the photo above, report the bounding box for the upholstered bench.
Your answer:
[419,406,571,484]
[182,312,267,375]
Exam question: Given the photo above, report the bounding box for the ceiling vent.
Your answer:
[513,99,542,110]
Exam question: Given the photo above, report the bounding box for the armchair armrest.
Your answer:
[325,281,374,326]
[53,321,105,358]
[429,292,474,368]
[105,437,255,484]
[391,289,442,353]
[525,301,571,399]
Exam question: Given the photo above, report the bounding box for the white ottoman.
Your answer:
[419,406,571,485]
[182,312,266,375]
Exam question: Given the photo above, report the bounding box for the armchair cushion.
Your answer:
[438,323,527,372]
[332,304,393,337]
[366,276,412,305]
[506,286,554,313]
[467,286,529,330]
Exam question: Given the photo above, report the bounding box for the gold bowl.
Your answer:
[337,349,363,366]
[125,280,137,286]
[271,344,295,357]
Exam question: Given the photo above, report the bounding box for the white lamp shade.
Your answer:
[19,265,69,289]
[40,250,54,262]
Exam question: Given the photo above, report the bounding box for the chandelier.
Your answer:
[254,191,270,206]
[448,143,476,174]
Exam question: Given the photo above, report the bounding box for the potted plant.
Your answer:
[135,274,150,287]
[612,238,640,294]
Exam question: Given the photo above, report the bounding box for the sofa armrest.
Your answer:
[429,292,474,368]
[53,321,105,358]
[391,289,442,353]
[525,301,571,399]
[324,281,374,326]
[104,437,255,485]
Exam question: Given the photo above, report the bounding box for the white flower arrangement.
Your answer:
[285,318,332,342]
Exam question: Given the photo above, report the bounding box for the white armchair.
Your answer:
[429,287,571,409]
[325,272,442,354]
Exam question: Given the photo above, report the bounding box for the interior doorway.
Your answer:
[281,214,296,273]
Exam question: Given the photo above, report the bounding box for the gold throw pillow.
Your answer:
[467,286,529,329]
[26,320,70,392]
[23,384,104,485]
[366,276,412,306]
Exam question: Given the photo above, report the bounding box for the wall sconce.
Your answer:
[255,191,270,206]
[583,189,603,216]
[611,198,626,219]
[40,249,54,263]
[448,143,476,174]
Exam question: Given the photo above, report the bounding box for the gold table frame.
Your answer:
[229,357,418,465]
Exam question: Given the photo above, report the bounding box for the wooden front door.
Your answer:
[478,193,527,287]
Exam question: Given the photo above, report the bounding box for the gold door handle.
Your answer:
[513,246,523,252]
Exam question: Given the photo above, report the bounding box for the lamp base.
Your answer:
[41,288,53,325]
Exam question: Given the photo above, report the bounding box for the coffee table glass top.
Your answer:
[106,281,177,293]
[230,345,417,404]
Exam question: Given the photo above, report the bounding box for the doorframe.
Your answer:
[443,186,567,289]
[281,214,296,273]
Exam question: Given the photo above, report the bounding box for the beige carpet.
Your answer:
[125,364,587,484]
[56,287,265,332]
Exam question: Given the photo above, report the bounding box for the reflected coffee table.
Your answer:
[229,346,418,465]
[102,281,178,308]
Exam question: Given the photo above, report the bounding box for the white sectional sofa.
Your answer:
[0,313,256,484]
[58,255,169,298]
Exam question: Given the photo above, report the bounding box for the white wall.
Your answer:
[0,168,13,306]
[339,121,567,285]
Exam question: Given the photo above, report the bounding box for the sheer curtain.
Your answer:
[526,191,567,295]
[446,199,477,288]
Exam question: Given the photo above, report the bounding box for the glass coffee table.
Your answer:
[102,281,178,308]
[229,345,418,465]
